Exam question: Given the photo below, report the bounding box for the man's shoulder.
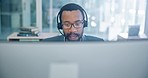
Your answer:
[42,35,64,41]
[84,35,104,41]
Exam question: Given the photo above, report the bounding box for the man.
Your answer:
[43,3,104,42]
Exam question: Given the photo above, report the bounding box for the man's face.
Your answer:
[61,10,84,41]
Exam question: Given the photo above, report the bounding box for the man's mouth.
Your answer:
[66,32,80,41]
[69,34,78,40]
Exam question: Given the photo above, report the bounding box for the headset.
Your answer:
[57,3,88,30]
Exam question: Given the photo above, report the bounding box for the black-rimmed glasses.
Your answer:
[62,20,84,29]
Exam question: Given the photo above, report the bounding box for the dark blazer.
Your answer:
[42,35,104,42]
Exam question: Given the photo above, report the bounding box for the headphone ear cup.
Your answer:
[57,23,63,29]
[83,21,88,27]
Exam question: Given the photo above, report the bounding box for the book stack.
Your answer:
[17,27,40,37]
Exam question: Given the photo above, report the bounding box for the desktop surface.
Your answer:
[0,40,148,78]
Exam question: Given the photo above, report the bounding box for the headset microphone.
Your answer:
[58,29,64,36]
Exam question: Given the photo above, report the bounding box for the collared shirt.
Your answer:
[42,34,104,42]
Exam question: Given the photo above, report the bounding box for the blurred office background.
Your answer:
[0,0,147,41]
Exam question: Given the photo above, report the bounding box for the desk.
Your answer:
[7,32,58,41]
[117,33,147,40]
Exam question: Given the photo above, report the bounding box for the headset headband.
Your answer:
[57,3,88,29]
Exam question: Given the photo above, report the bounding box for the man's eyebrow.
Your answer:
[63,21,71,24]
[63,20,82,23]
[75,20,82,22]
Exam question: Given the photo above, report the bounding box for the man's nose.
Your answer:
[69,25,77,32]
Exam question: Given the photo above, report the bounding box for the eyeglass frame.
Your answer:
[62,20,84,29]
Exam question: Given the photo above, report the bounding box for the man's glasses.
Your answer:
[62,20,84,29]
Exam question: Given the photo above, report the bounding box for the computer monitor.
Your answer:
[0,40,148,78]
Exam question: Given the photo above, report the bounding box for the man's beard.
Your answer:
[64,32,82,41]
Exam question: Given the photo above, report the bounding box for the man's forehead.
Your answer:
[62,10,82,17]
[61,10,83,22]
